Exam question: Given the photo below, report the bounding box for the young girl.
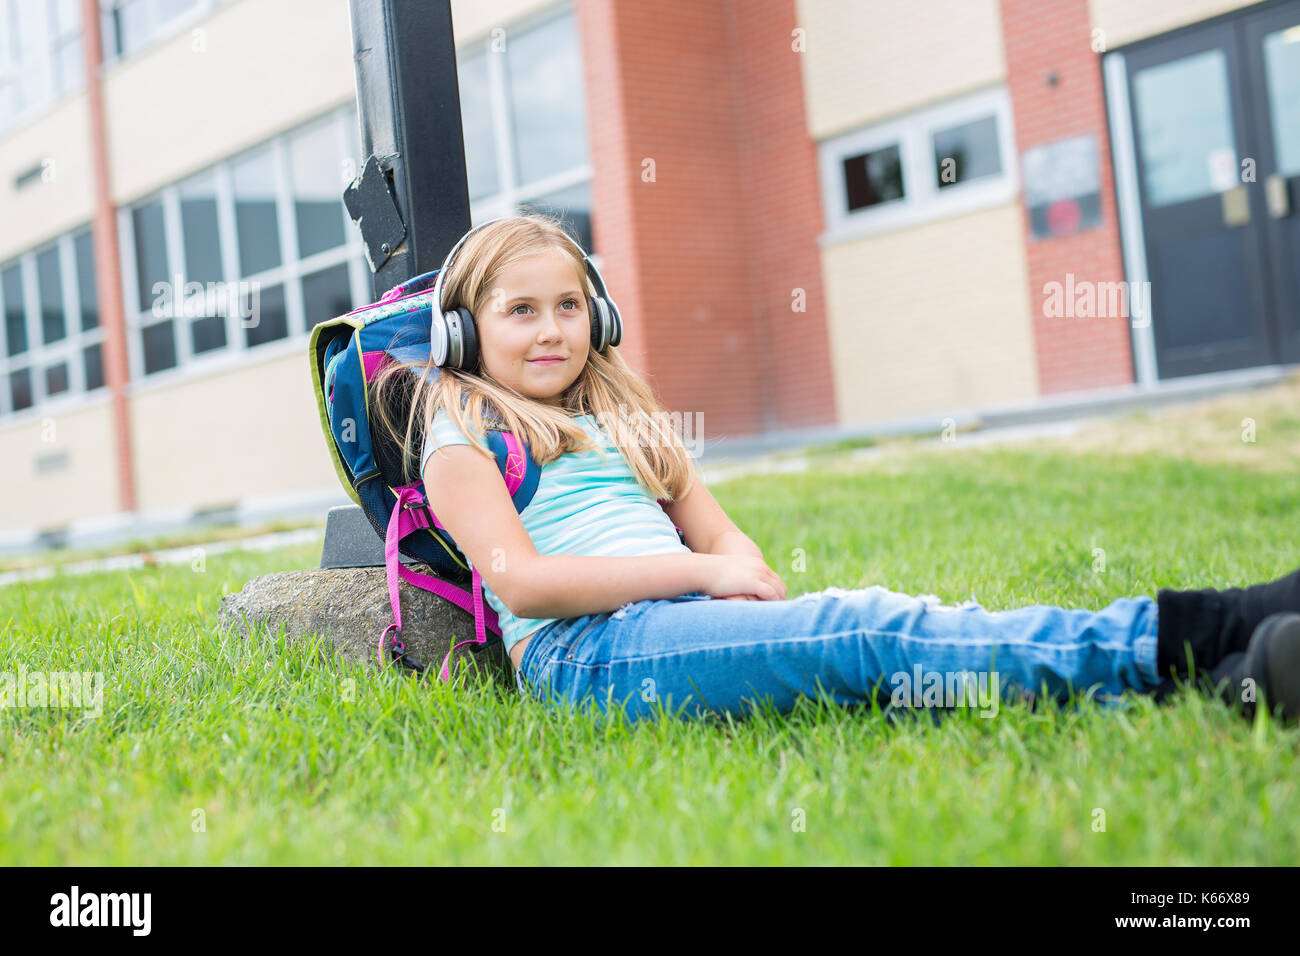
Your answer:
[376,213,1300,725]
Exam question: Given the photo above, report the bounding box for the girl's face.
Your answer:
[476,247,591,408]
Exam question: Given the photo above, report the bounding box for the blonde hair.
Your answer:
[372,213,696,502]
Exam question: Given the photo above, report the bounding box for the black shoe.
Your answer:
[1155,564,1300,680]
[1204,612,1300,724]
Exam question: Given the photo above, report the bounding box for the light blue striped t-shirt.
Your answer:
[420,408,692,656]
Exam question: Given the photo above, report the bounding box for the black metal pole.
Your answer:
[344,0,472,298]
[321,1,472,570]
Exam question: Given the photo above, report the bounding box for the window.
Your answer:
[933,115,1001,189]
[518,181,593,254]
[99,0,233,63]
[132,198,175,373]
[506,12,589,189]
[0,226,107,418]
[118,107,364,384]
[232,148,281,277]
[819,86,1018,241]
[1131,50,1235,208]
[301,263,353,336]
[0,0,86,137]
[179,171,225,355]
[843,144,905,211]
[458,52,498,202]
[290,119,347,258]
[458,6,595,253]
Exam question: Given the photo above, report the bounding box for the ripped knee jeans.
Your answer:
[511,586,1162,723]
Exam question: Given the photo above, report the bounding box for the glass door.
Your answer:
[1123,19,1276,378]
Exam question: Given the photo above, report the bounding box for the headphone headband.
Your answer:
[433,216,612,311]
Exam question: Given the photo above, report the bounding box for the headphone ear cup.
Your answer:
[431,309,451,367]
[607,300,622,348]
[589,296,610,352]
[454,306,479,371]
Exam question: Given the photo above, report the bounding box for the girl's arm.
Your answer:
[662,475,755,555]
[426,442,717,619]
[519,552,713,620]
[706,529,765,559]
[662,479,779,598]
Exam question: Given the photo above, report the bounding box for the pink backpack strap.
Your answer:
[501,432,527,496]
[379,486,502,682]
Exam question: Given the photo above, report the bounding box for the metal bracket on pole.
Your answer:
[343,154,407,274]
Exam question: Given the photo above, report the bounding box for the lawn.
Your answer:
[3,380,1298,864]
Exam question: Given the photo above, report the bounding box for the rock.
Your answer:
[217,564,512,687]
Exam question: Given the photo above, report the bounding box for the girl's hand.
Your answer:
[701,554,787,602]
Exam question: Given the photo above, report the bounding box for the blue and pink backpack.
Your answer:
[308,269,684,682]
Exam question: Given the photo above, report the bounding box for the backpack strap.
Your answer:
[379,488,501,673]
[378,430,536,682]
[487,429,539,512]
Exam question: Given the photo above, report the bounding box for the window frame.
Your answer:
[819,85,1019,244]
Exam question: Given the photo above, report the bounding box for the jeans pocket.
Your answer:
[562,614,607,661]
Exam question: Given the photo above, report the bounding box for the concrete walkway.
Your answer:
[0,527,323,589]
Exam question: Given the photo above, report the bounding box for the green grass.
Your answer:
[2,441,1298,864]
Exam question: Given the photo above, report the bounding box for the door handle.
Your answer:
[1221,185,1250,227]
[1266,174,1291,219]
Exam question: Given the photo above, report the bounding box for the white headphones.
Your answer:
[429,216,624,370]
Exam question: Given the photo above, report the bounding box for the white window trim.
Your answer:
[0,228,108,423]
[818,85,1020,246]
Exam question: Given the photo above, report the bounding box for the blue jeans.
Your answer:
[513,585,1163,722]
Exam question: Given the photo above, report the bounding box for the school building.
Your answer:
[2,0,1298,552]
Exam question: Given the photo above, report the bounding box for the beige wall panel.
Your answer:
[823,203,1039,426]
[797,0,1006,140]
[0,97,95,262]
[104,0,358,203]
[451,0,568,42]
[0,399,120,529]
[128,350,339,511]
[1089,0,1268,47]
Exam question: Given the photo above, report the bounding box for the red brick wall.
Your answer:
[1000,0,1135,393]
[576,0,836,437]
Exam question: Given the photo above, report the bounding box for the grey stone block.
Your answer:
[319,504,421,569]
